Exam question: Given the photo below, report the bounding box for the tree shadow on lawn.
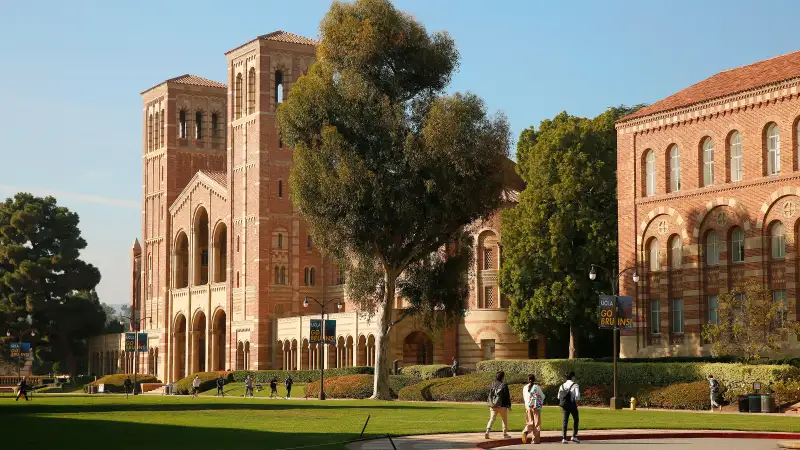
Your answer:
[3,414,361,450]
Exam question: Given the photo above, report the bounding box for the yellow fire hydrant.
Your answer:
[630,397,637,410]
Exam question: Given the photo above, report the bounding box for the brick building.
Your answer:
[617,50,800,357]
[87,31,540,382]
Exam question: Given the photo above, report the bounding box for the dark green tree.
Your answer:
[101,303,125,333]
[500,106,644,358]
[279,0,509,399]
[0,193,104,374]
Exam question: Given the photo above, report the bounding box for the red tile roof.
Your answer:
[200,170,227,188]
[141,74,226,95]
[621,50,800,122]
[225,30,318,55]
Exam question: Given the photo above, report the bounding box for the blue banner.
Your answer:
[309,319,337,345]
[599,295,633,330]
[124,333,148,352]
[10,342,32,358]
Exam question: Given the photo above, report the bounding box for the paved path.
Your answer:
[348,430,800,450]
[504,438,780,449]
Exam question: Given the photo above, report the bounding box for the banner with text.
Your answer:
[309,319,337,345]
[599,295,633,330]
[124,333,149,352]
[10,342,32,358]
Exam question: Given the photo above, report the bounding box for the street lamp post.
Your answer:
[120,316,152,395]
[6,329,36,380]
[303,296,341,400]
[589,264,638,410]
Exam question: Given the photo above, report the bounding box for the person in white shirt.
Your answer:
[192,375,201,398]
[557,371,580,444]
[522,374,545,444]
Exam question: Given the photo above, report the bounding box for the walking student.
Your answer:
[15,376,29,402]
[557,371,581,444]
[451,357,459,377]
[191,375,201,398]
[123,376,132,399]
[708,374,721,412]
[244,374,254,398]
[269,377,278,398]
[216,375,225,397]
[522,374,545,444]
[285,375,293,399]
[485,371,512,440]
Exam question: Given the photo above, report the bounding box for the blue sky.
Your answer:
[1,0,799,310]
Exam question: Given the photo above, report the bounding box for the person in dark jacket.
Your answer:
[285,375,294,399]
[269,377,278,398]
[216,375,225,397]
[16,377,29,402]
[485,371,512,440]
[123,377,133,399]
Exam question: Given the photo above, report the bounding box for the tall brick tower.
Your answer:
[139,75,227,380]
[224,32,317,369]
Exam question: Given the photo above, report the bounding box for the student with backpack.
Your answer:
[522,374,545,444]
[557,371,580,444]
[708,374,721,412]
[485,371,512,440]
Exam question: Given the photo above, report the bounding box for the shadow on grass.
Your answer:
[3,414,364,450]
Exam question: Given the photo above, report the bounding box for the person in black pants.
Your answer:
[15,377,29,402]
[557,371,580,444]
[284,375,293,399]
[216,375,225,397]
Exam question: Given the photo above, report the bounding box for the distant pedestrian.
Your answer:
[270,377,278,398]
[244,375,254,398]
[522,374,545,444]
[124,376,133,399]
[557,371,580,444]
[192,375,200,398]
[285,375,293,399]
[15,377,29,402]
[485,371,512,440]
[708,374,721,412]
[451,357,459,377]
[216,375,225,397]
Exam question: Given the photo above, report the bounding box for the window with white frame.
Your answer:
[648,238,660,271]
[705,231,720,266]
[671,298,684,333]
[703,138,715,186]
[730,131,742,182]
[650,299,660,334]
[771,222,786,259]
[670,145,681,192]
[645,150,656,196]
[708,295,719,325]
[731,227,745,263]
[767,123,780,175]
[670,235,682,269]
[773,290,788,328]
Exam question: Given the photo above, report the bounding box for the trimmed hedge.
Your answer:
[231,367,373,384]
[476,359,799,394]
[399,372,527,402]
[645,381,715,410]
[174,371,233,395]
[399,365,452,380]
[305,374,421,399]
[86,374,159,393]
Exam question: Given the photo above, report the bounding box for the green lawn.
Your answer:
[2,394,800,450]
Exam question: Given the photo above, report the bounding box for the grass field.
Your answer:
[2,394,800,450]
[200,383,308,398]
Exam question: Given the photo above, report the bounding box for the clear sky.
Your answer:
[1,0,799,310]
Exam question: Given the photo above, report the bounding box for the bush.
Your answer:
[399,365,452,380]
[174,371,233,395]
[305,374,419,399]
[398,372,528,402]
[231,366,372,384]
[476,360,799,393]
[646,381,713,410]
[86,374,159,393]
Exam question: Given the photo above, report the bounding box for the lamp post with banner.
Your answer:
[590,264,638,409]
[6,328,36,379]
[120,315,151,395]
[304,296,341,400]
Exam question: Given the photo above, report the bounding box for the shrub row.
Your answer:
[230,366,373,383]
[476,359,799,394]
[86,373,159,393]
[398,365,452,380]
[304,374,421,399]
[173,371,233,395]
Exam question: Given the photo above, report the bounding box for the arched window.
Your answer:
[669,235,682,269]
[307,235,313,250]
[731,227,745,263]
[277,233,283,249]
[148,113,153,151]
[274,266,280,284]
[304,268,309,286]
[235,73,243,119]
[702,138,714,186]
[648,239,660,271]
[236,271,240,288]
[797,120,800,170]
[159,109,164,147]
[669,145,680,192]
[211,113,219,139]
[645,150,655,196]
[729,131,742,182]
[278,180,283,199]
[705,231,720,266]
[275,71,284,106]
[179,110,187,139]
[236,235,240,252]
[247,67,256,115]
[767,123,780,175]
[310,268,316,286]
[280,266,287,284]
[771,222,786,259]
[195,111,203,140]
[279,134,283,149]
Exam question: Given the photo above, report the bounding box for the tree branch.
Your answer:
[389,308,413,329]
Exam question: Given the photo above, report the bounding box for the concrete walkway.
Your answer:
[347,430,800,450]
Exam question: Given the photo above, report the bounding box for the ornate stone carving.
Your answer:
[658,220,668,235]
[716,211,727,226]
[783,200,796,219]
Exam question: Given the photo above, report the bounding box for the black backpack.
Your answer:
[487,382,503,407]
[558,382,574,408]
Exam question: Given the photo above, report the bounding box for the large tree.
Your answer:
[0,193,104,374]
[500,106,642,358]
[279,0,509,399]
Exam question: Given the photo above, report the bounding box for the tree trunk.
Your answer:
[568,324,578,359]
[371,272,396,400]
[60,334,78,376]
